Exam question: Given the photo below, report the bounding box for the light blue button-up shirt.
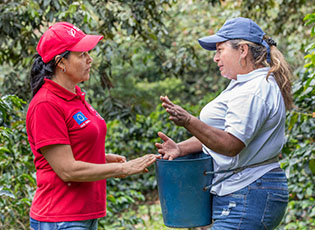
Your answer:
[200,67,285,196]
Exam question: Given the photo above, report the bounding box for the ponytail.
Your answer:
[267,43,293,110]
[229,38,293,111]
[29,51,71,97]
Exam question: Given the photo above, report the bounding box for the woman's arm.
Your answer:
[184,116,244,157]
[160,96,245,157]
[41,144,157,182]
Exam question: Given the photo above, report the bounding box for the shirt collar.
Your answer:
[43,79,85,101]
[236,67,270,83]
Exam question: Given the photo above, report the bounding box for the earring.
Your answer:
[61,67,66,73]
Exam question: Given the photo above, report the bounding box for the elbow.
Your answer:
[58,171,73,182]
[225,149,241,157]
[223,143,245,157]
[221,134,245,157]
[55,166,77,182]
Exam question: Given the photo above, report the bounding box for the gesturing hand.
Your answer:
[160,96,192,127]
[155,132,181,160]
[122,154,158,176]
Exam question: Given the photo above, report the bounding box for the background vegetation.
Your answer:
[0,0,314,229]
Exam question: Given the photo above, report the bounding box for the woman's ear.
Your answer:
[55,55,65,71]
[239,44,249,59]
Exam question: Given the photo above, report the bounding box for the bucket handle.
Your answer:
[203,170,235,191]
[203,156,279,190]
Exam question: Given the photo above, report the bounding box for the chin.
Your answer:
[83,75,90,82]
[221,75,232,80]
[221,73,237,80]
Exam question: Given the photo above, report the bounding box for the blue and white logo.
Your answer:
[73,111,88,125]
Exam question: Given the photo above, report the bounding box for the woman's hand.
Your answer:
[160,96,193,127]
[155,132,181,160]
[122,154,159,176]
[106,153,126,163]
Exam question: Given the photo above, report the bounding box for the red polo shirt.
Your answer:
[26,79,107,222]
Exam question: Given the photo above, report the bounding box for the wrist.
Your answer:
[121,162,127,175]
[183,115,192,128]
[177,144,183,157]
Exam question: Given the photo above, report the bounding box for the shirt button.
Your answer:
[67,183,71,186]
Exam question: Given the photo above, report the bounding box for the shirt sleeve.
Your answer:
[30,102,70,151]
[225,93,269,146]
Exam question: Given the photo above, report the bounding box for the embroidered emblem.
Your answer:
[68,26,80,38]
[68,28,76,37]
[73,111,88,126]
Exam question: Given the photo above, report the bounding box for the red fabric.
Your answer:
[36,22,103,63]
[26,79,107,221]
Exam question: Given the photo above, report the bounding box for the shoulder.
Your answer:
[240,70,280,99]
[27,89,63,118]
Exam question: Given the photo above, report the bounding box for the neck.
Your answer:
[52,75,76,94]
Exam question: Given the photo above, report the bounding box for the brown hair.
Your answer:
[229,38,293,110]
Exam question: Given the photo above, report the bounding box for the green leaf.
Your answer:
[309,159,315,174]
[0,147,11,153]
[0,189,15,199]
[288,112,298,131]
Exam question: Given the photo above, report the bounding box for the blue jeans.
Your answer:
[211,168,289,230]
[30,217,98,230]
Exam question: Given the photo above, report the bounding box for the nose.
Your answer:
[87,53,93,64]
[213,52,219,63]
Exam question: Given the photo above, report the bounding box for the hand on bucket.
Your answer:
[160,96,192,127]
[155,132,181,160]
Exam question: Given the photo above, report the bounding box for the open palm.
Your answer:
[155,132,181,160]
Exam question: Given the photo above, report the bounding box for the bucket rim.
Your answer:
[156,155,212,163]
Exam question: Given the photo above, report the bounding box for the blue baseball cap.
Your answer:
[198,17,271,62]
[198,17,267,50]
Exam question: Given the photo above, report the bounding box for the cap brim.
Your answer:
[198,35,227,51]
[69,34,103,52]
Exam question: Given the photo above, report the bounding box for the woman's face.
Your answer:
[63,51,93,84]
[213,41,241,80]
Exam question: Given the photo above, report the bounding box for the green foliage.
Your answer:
[0,95,35,229]
[281,13,315,230]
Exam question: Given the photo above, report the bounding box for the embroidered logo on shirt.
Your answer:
[73,111,90,127]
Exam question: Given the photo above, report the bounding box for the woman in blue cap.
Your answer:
[155,17,292,229]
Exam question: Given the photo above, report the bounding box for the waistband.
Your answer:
[204,155,279,190]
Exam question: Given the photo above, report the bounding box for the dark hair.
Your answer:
[229,38,293,110]
[30,51,71,97]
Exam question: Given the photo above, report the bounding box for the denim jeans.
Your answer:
[211,168,289,230]
[30,217,98,230]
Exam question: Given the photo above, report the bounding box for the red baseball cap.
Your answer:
[36,22,103,63]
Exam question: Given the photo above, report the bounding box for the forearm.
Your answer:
[177,136,203,156]
[184,116,244,157]
[41,145,156,182]
[62,161,124,182]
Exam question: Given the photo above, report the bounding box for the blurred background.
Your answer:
[0,0,314,229]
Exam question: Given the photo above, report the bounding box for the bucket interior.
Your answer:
[157,152,210,162]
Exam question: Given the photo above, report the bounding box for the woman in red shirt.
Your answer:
[27,22,158,230]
